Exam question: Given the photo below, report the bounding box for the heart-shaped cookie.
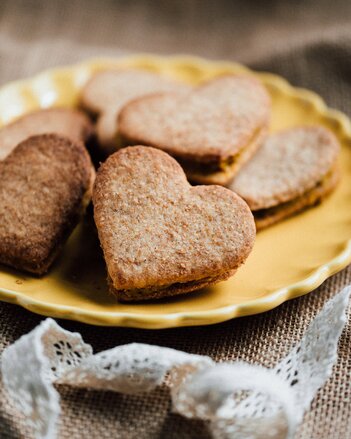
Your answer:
[118,75,271,185]
[93,146,255,301]
[0,134,94,274]
[80,69,190,157]
[230,126,340,229]
[0,108,94,161]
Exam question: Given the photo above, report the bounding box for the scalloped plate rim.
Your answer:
[0,54,350,329]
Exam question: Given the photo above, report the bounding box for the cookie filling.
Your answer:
[179,125,267,185]
[108,269,236,302]
[254,166,339,229]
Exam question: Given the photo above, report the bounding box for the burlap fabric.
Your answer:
[0,1,350,438]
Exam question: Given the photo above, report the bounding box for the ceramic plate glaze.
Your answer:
[0,55,350,328]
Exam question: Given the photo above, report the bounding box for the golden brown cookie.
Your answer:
[93,146,256,301]
[230,126,341,229]
[118,75,271,185]
[80,69,190,157]
[0,108,94,161]
[0,134,95,274]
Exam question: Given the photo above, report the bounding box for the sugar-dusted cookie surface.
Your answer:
[80,69,190,156]
[0,108,94,160]
[0,134,94,274]
[93,146,255,301]
[118,75,271,185]
[230,126,340,229]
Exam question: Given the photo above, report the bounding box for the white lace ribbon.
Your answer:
[2,285,350,439]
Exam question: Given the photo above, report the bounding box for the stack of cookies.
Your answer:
[0,68,341,301]
[0,109,95,274]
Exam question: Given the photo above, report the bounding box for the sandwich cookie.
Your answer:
[93,146,255,301]
[80,69,190,157]
[0,134,94,274]
[230,126,340,229]
[0,108,94,160]
[118,75,271,185]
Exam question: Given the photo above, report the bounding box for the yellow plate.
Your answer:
[0,55,351,328]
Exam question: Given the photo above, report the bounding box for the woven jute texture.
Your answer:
[0,1,351,438]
